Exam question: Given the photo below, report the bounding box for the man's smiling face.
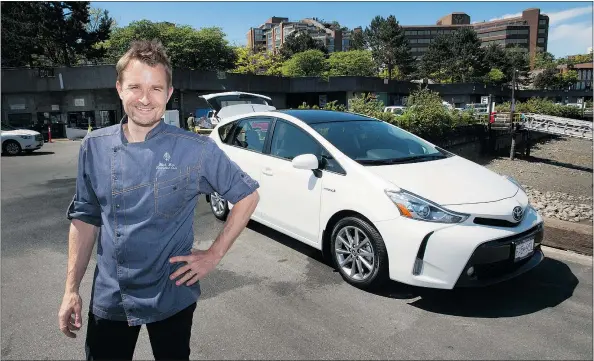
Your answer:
[116,59,173,128]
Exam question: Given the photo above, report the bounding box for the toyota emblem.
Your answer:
[512,206,524,222]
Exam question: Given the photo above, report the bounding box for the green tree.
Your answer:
[349,31,366,51]
[421,28,486,83]
[281,49,327,77]
[533,50,556,70]
[504,45,531,89]
[533,68,559,89]
[559,70,579,89]
[419,34,454,82]
[1,2,45,67]
[1,1,113,67]
[483,43,508,74]
[102,20,237,71]
[485,68,505,85]
[326,50,375,77]
[231,46,282,76]
[364,15,414,79]
[278,30,328,60]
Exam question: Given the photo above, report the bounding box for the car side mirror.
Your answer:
[292,154,319,170]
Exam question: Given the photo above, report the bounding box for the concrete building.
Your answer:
[400,8,548,66]
[246,17,347,54]
[2,65,591,133]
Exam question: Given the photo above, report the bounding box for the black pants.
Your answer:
[85,303,197,360]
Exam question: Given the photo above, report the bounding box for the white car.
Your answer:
[1,123,44,156]
[384,106,406,116]
[207,109,544,290]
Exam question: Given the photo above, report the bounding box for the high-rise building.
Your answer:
[400,8,549,66]
[246,17,347,54]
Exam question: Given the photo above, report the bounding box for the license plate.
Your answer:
[514,238,534,261]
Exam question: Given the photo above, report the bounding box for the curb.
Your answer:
[543,217,593,235]
[541,245,592,266]
[541,217,592,257]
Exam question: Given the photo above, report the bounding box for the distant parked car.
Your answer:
[1,123,44,156]
[384,106,406,116]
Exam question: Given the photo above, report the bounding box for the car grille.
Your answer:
[473,217,519,228]
[35,134,42,141]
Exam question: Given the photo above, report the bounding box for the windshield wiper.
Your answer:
[358,154,447,165]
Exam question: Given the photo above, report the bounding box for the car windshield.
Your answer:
[310,120,450,165]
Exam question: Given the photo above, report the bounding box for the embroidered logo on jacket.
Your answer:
[157,152,177,170]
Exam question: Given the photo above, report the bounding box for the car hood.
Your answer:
[1,129,40,136]
[366,155,519,206]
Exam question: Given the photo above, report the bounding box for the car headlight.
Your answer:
[385,189,469,224]
[19,135,32,140]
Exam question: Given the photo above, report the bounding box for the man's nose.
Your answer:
[138,91,150,105]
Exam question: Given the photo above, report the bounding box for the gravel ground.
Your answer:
[480,136,593,223]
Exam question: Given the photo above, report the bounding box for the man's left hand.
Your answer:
[169,249,222,286]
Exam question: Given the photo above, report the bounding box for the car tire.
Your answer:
[330,216,389,290]
[3,140,21,156]
[209,192,229,221]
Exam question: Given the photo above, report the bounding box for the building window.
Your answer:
[538,37,545,43]
[538,28,546,34]
[539,19,547,25]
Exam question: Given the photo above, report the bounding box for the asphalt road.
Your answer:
[2,141,592,360]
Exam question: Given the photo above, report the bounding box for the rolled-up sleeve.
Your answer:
[199,138,259,204]
[67,138,102,226]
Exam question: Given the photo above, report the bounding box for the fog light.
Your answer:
[467,266,475,277]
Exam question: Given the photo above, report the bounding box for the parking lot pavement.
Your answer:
[2,141,592,360]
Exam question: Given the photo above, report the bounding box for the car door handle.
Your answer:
[262,168,273,176]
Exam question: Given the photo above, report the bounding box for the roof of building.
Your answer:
[274,109,378,124]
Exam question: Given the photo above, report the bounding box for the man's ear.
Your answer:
[116,81,124,100]
[167,86,174,102]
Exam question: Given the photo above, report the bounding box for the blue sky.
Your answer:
[91,1,593,58]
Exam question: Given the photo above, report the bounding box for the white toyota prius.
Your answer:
[207,108,545,290]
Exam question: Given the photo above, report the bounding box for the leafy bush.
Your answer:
[495,98,583,119]
[297,88,484,138]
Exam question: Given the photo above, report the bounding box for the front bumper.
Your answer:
[454,223,544,287]
[374,204,544,290]
[23,138,44,150]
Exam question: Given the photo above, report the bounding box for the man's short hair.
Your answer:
[116,39,173,88]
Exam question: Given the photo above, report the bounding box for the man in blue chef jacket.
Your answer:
[57,39,259,360]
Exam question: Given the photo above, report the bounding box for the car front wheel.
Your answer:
[330,216,389,290]
[3,140,21,156]
[209,192,229,221]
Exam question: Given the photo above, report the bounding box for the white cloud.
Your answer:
[545,6,593,25]
[489,12,522,21]
[548,22,593,57]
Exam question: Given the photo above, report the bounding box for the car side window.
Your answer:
[229,117,271,153]
[218,122,234,144]
[270,120,345,175]
[270,120,320,160]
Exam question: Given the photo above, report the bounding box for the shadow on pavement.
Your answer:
[518,155,593,173]
[373,257,578,318]
[2,151,56,157]
[248,220,579,318]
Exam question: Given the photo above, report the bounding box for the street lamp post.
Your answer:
[510,69,517,160]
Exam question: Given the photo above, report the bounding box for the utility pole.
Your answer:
[509,69,517,160]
